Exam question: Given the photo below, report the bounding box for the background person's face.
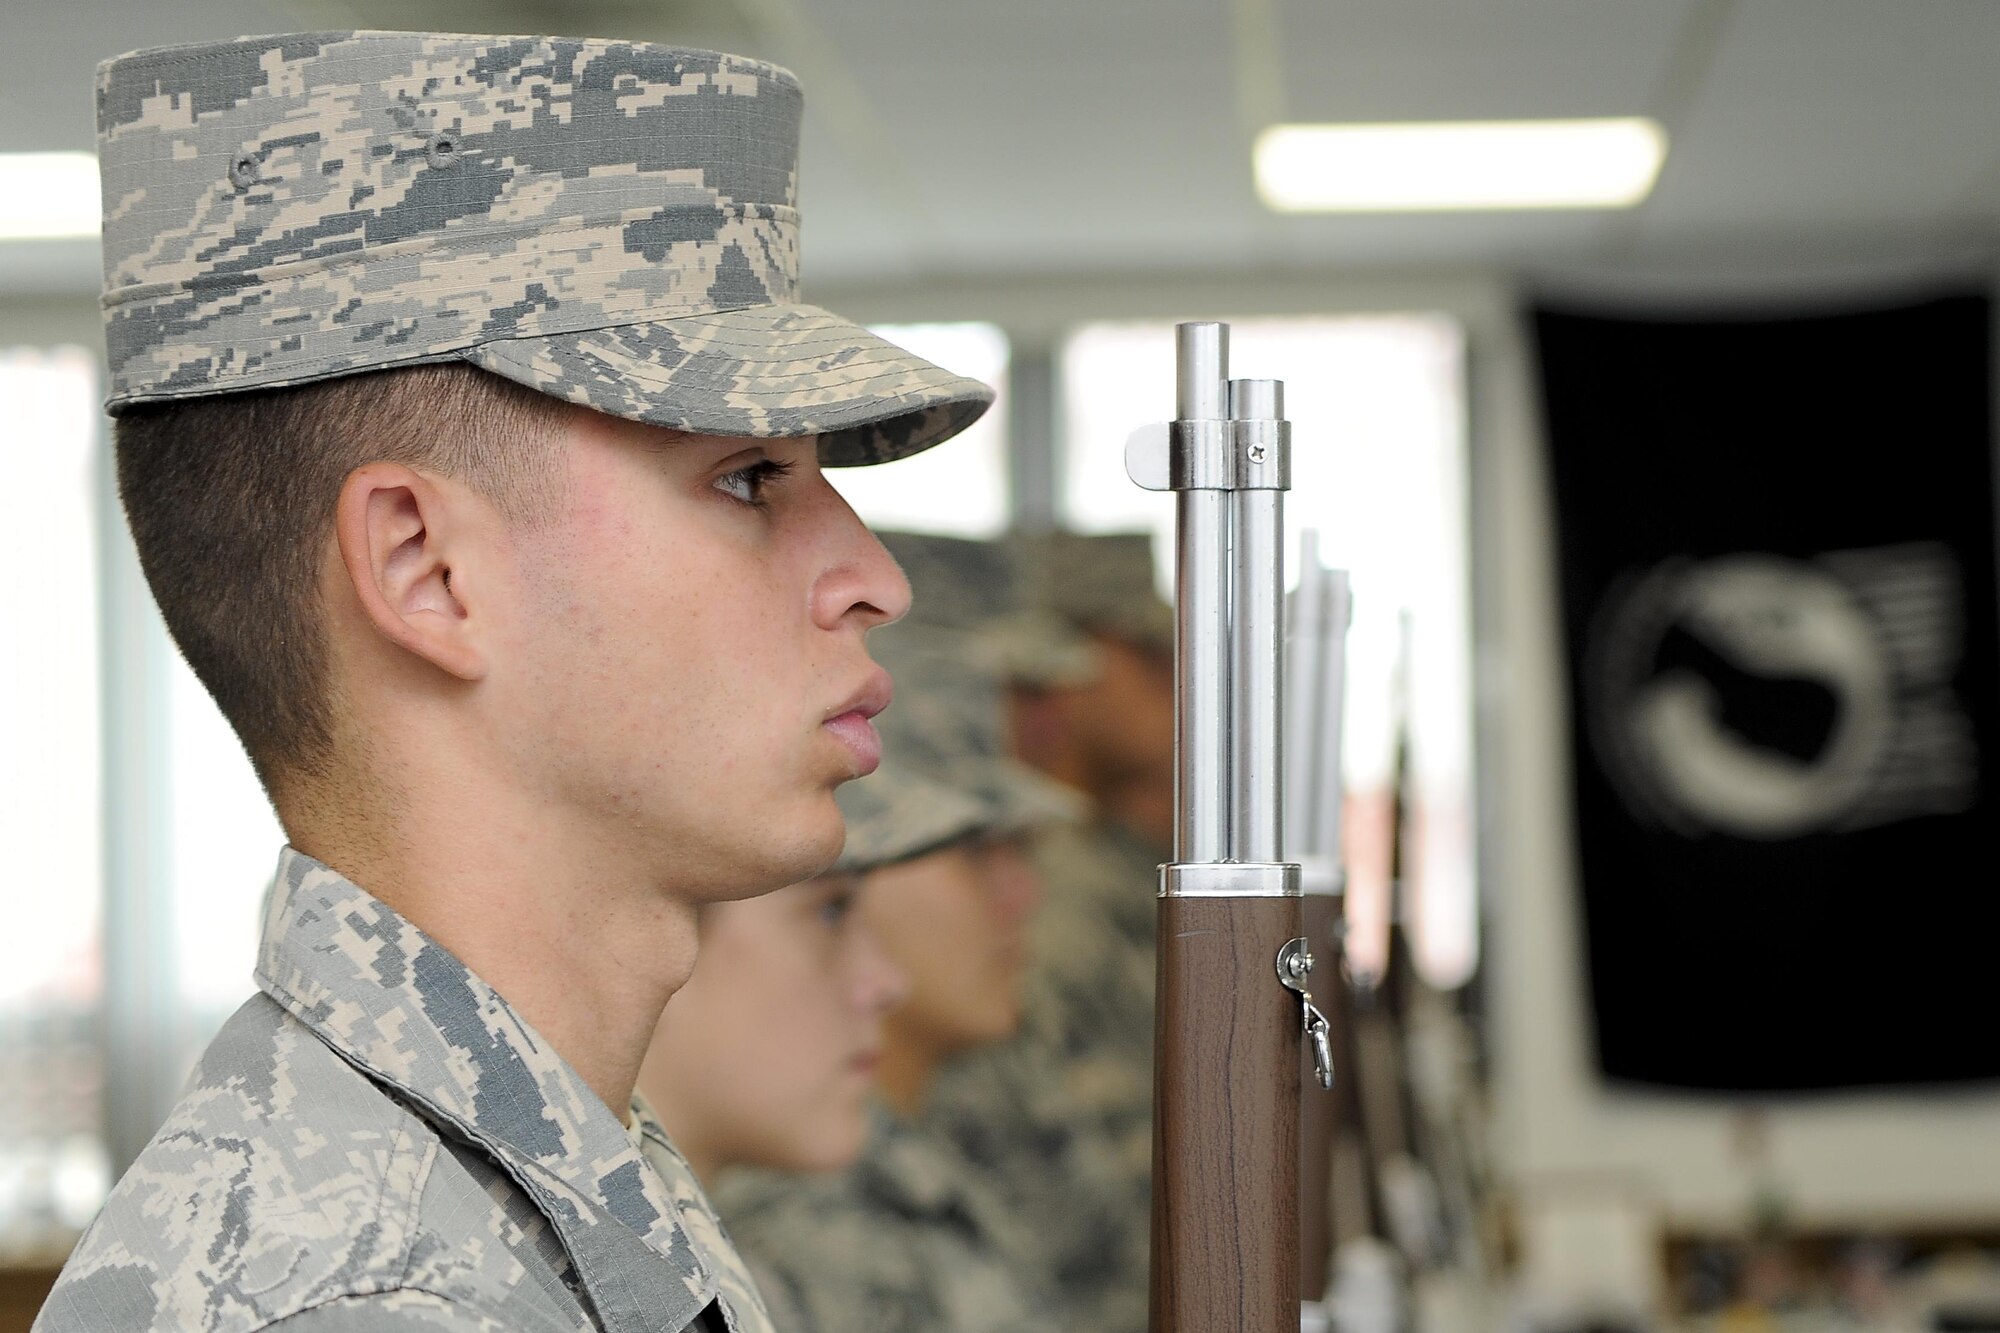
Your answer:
[498,413,911,900]
[640,875,906,1176]
[863,834,1044,1058]
[1067,632,1176,794]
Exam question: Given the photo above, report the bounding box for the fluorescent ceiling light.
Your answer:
[0,153,101,241]
[1255,118,1666,213]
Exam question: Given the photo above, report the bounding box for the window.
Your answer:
[0,348,108,1259]
[1061,315,1476,985]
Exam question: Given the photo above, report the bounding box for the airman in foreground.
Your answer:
[39,31,988,1333]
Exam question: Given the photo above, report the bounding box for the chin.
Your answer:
[792,800,848,876]
[793,1119,870,1175]
[721,795,846,899]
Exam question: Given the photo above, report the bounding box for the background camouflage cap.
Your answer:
[95,31,993,466]
[877,530,1098,689]
[1014,529,1176,660]
[864,624,1083,842]
[832,754,990,876]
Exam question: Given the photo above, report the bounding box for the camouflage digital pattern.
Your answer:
[878,532,1097,687]
[35,849,773,1333]
[923,818,1165,1333]
[831,752,989,876]
[868,623,1082,839]
[95,32,991,464]
[1013,530,1174,658]
[713,1111,1057,1333]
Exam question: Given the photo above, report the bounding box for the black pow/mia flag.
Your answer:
[1534,291,2000,1092]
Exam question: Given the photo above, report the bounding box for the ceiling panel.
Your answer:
[1275,0,1697,123]
[1,0,1996,287]
[1635,0,2000,244]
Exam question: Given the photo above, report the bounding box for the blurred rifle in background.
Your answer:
[1349,615,1495,1326]
[1287,543,1382,1332]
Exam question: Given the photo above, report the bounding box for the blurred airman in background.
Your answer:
[710,627,1077,1333]
[888,530,1175,1333]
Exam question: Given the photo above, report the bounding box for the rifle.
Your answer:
[1286,544,1408,1333]
[1360,616,1488,1294]
[1125,323,1332,1333]
[1354,614,1455,1290]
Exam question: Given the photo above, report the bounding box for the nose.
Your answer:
[809,474,912,632]
[980,838,1044,927]
[848,912,910,1015]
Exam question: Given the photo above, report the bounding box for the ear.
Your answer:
[332,462,488,682]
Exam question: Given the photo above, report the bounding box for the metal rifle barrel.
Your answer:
[1230,377,1285,864]
[1148,323,1303,1333]
[1174,323,1231,864]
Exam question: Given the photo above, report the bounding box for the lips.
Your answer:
[824,669,893,776]
[824,711,882,774]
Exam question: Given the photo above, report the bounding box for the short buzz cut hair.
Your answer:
[114,363,574,801]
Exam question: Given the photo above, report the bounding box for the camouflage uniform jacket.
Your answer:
[714,1110,1055,1333]
[36,849,773,1333]
[922,818,1165,1333]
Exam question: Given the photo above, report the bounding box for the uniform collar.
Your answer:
[255,847,717,1333]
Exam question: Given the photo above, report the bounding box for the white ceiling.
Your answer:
[6,0,2000,291]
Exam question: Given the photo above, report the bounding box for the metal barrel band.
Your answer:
[1124,418,1294,491]
[1157,861,1303,899]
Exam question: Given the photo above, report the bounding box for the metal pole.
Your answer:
[1230,378,1285,864]
[1174,323,1231,864]
[1309,571,1353,863]
[1285,533,1326,855]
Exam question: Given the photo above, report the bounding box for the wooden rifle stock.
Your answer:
[1153,895,1303,1330]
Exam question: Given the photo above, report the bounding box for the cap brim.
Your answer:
[989,761,1087,835]
[834,760,992,874]
[463,303,994,467]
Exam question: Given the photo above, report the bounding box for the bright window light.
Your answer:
[829,323,1010,538]
[0,347,109,1254]
[1254,118,1666,213]
[0,153,101,241]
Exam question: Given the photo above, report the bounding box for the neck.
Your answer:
[876,1025,944,1119]
[675,1138,724,1187]
[285,767,701,1121]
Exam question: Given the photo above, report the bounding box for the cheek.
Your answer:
[879,886,994,1022]
[746,957,874,1160]
[525,504,813,773]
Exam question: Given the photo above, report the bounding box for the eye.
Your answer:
[713,457,794,507]
[817,884,859,927]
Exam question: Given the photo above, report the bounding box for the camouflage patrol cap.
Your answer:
[870,624,1082,837]
[94,32,992,465]
[877,531,1097,688]
[1017,529,1176,659]
[832,755,990,876]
